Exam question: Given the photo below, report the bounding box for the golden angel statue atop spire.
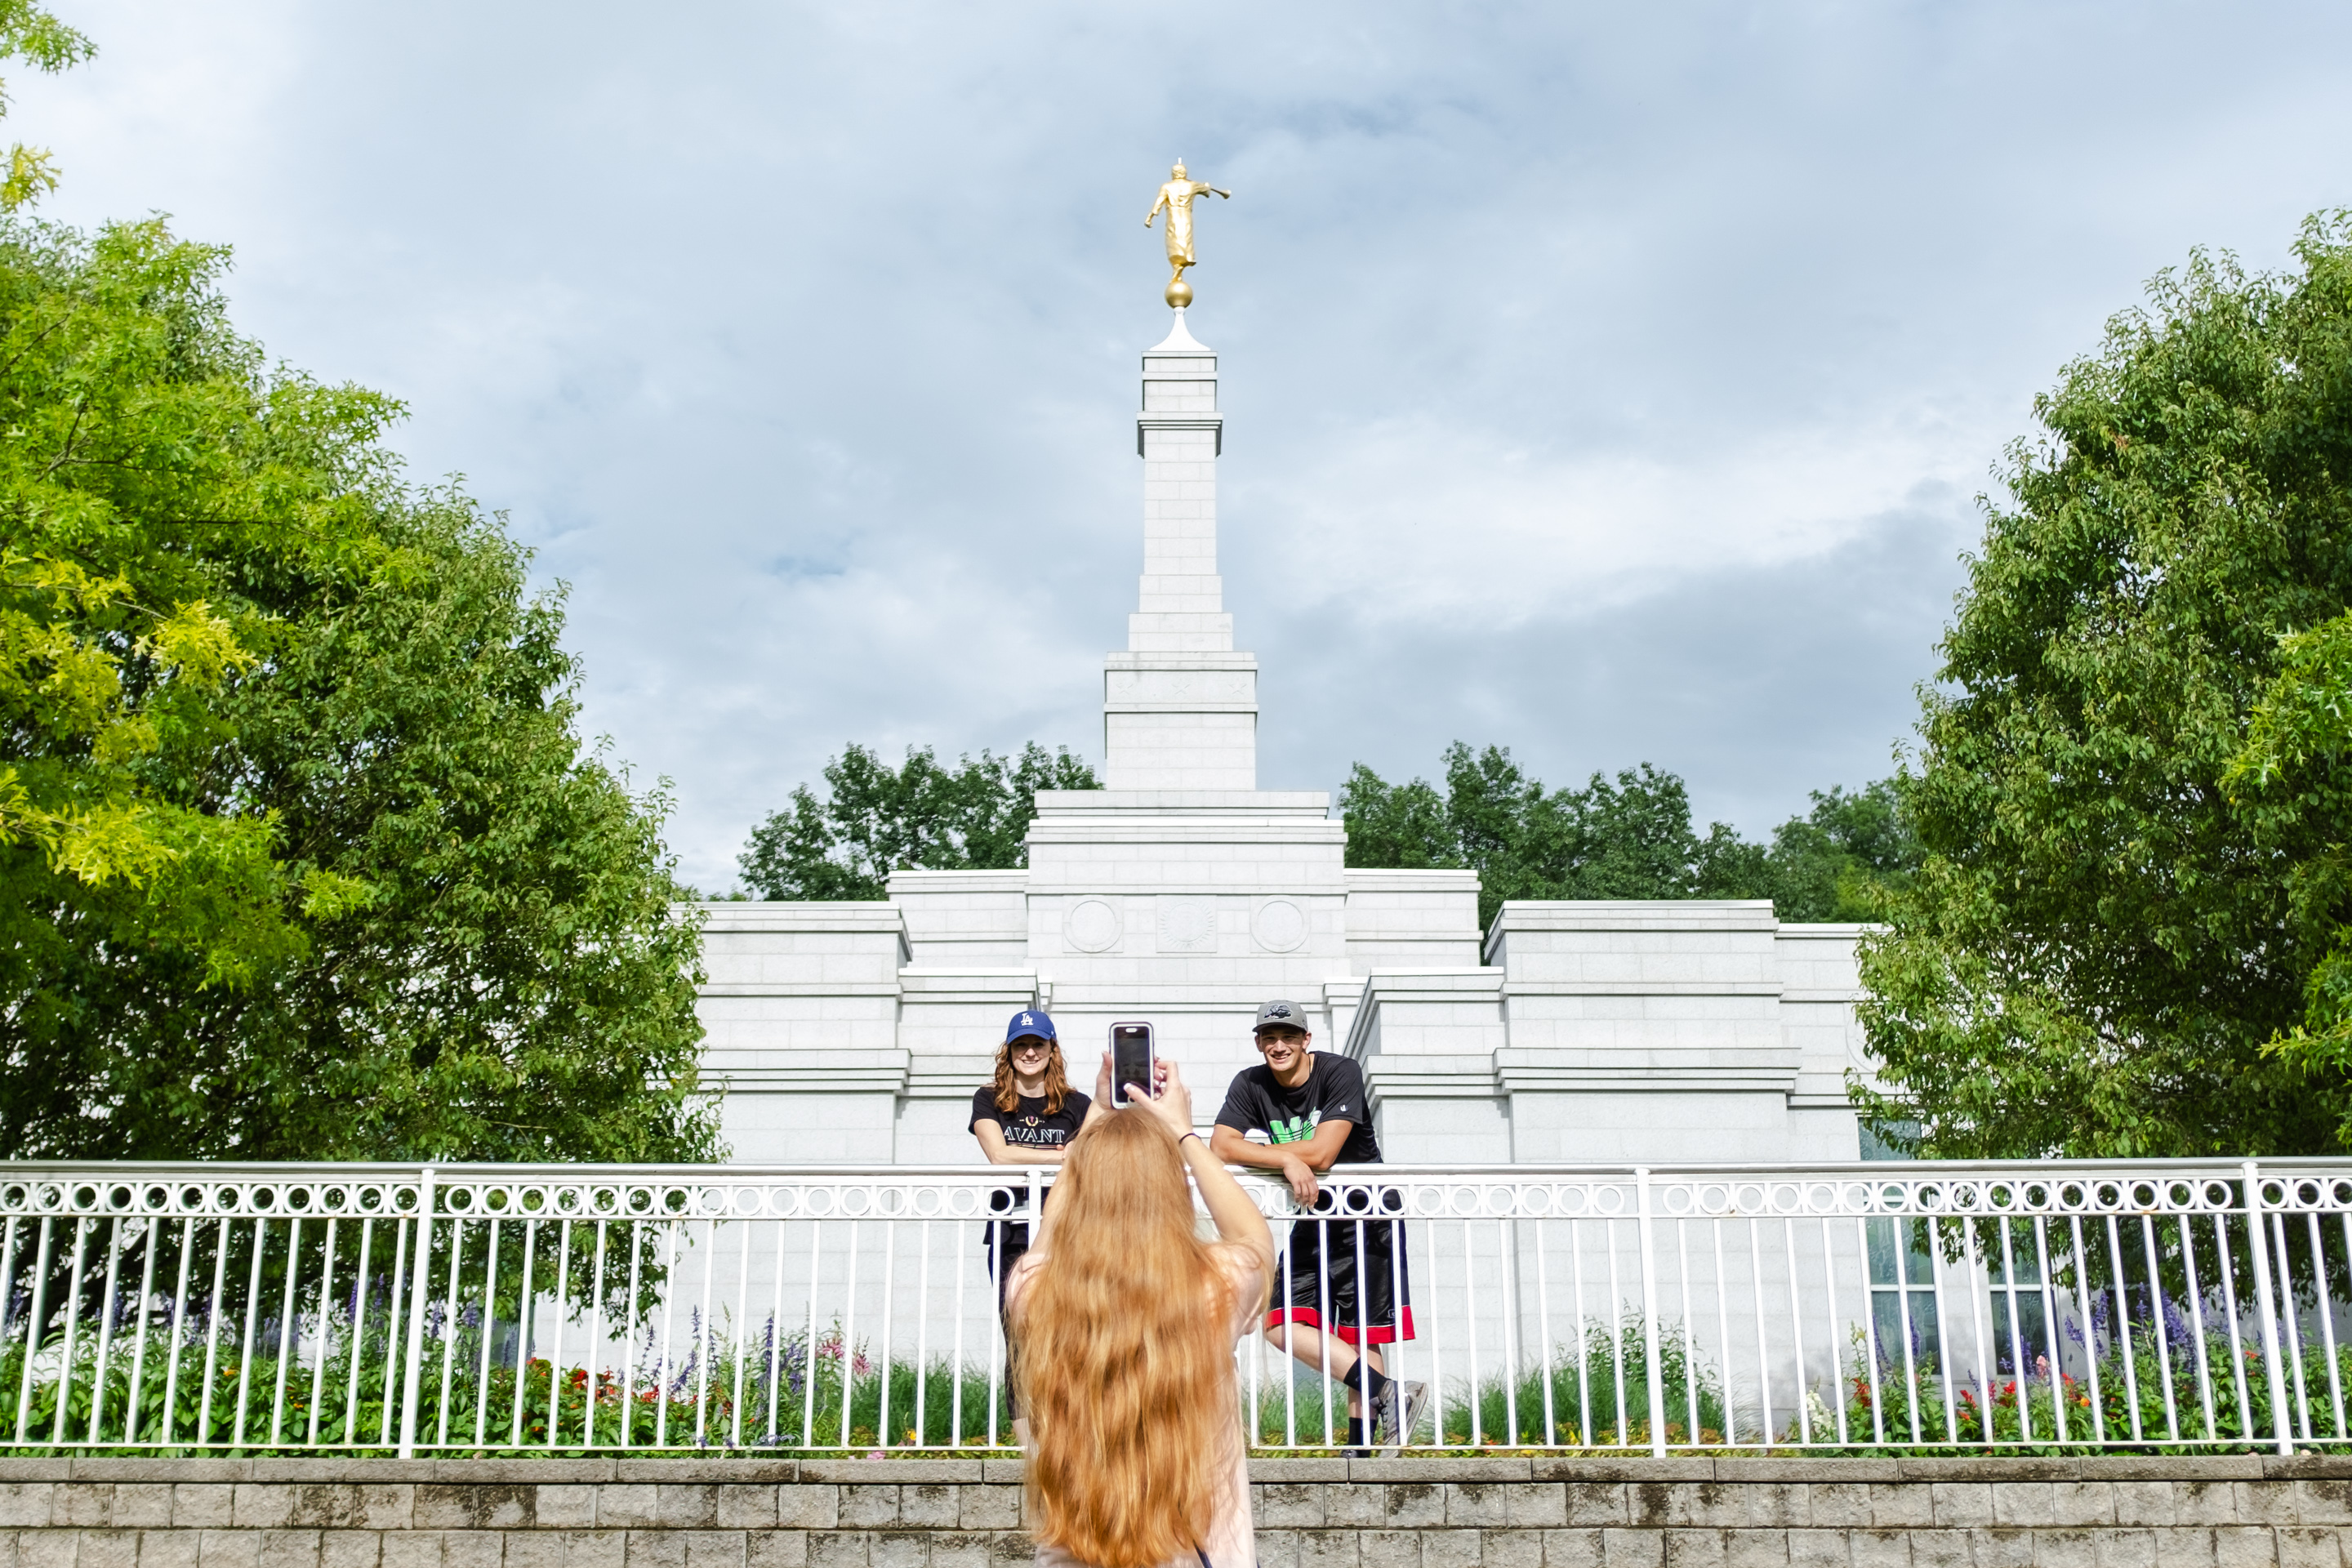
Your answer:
[1145,159,1231,308]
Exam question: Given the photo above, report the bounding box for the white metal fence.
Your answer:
[5,1158,2351,1456]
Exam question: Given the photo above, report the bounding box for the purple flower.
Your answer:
[2158,1292,2195,1352]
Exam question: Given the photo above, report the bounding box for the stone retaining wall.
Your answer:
[2,1457,2349,1568]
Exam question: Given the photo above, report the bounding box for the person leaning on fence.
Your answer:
[1209,999,1427,1452]
[969,1009,1101,1312]
[1006,1051,1274,1568]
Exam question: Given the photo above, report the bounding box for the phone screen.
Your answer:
[1110,1022,1154,1107]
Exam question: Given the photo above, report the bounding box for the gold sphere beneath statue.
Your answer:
[1165,276,1194,309]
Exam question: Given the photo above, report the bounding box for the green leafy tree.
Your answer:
[2225,608,2352,1142]
[0,218,716,1162]
[1762,781,1922,924]
[1343,745,1744,927]
[0,225,354,989]
[1343,744,1916,929]
[737,742,1099,900]
[0,2,91,210]
[1855,216,2352,1160]
[1339,767,1454,871]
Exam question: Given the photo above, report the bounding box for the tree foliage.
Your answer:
[0,2,91,210]
[1339,742,1917,930]
[1855,215,2352,1160]
[737,742,1099,900]
[2225,608,2352,1142]
[1760,781,1920,925]
[0,218,716,1163]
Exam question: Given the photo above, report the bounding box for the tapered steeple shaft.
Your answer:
[1102,310,1258,790]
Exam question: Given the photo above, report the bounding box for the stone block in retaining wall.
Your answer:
[0,1459,2344,1568]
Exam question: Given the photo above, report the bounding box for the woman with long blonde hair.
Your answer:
[1006,1054,1274,1568]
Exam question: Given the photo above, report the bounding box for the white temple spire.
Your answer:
[1101,310,1258,790]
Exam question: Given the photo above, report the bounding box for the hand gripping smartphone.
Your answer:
[1109,1022,1155,1107]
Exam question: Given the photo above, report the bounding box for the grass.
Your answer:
[0,1307,1016,1456]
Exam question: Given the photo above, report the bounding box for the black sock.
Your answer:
[1342,1360,1392,1400]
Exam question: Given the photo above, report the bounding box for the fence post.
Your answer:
[1027,1164,1044,1290]
[1635,1166,1668,1458]
[2242,1160,2294,1458]
[397,1167,438,1459]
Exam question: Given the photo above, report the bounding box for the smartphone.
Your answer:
[1110,1022,1156,1107]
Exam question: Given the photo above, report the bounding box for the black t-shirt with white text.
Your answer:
[969,1087,1092,1213]
[1214,1052,1382,1166]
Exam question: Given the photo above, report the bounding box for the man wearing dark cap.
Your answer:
[1210,1000,1425,1450]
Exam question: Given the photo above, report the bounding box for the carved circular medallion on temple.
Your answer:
[1252,898,1307,953]
[1064,898,1123,953]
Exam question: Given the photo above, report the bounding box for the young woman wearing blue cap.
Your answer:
[969,1010,1100,1308]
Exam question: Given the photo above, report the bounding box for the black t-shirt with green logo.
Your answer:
[1214,1052,1382,1165]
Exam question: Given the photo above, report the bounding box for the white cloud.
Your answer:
[9,0,2352,891]
[1250,409,1997,626]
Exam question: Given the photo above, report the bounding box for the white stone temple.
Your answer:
[695,311,1876,1168]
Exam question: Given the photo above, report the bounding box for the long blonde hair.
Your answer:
[1013,1111,1268,1568]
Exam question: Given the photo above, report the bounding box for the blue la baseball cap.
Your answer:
[1004,1009,1057,1045]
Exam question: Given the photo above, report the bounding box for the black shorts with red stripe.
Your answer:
[1264,1183,1415,1346]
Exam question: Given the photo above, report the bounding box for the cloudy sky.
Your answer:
[18,1,2351,891]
